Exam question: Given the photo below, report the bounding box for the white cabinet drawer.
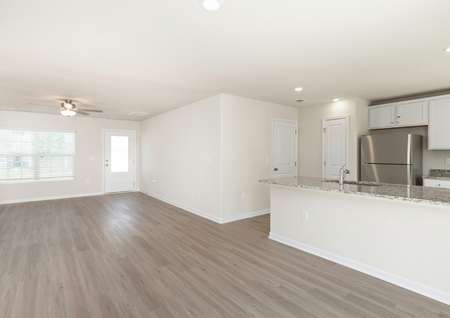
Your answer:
[423,179,450,189]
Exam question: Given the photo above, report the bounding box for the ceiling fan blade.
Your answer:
[56,98,73,103]
[75,110,90,116]
[27,103,56,108]
[78,108,103,113]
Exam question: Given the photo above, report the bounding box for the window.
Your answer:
[110,136,129,172]
[0,130,75,182]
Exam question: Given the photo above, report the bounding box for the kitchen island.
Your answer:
[261,176,450,305]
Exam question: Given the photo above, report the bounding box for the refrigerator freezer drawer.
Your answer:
[361,163,417,185]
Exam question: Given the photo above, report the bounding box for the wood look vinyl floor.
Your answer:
[0,193,449,318]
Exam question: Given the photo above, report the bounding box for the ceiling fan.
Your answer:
[59,99,103,117]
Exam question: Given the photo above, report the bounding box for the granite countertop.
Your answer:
[423,176,450,181]
[260,176,450,207]
[424,176,450,181]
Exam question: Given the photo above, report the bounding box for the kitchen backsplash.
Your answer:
[429,169,450,178]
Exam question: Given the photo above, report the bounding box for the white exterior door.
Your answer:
[323,117,348,179]
[272,119,298,177]
[104,129,136,193]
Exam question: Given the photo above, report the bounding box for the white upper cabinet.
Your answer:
[368,99,429,129]
[428,97,450,150]
[395,100,429,127]
[368,104,396,129]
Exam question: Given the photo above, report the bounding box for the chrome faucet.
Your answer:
[339,165,350,186]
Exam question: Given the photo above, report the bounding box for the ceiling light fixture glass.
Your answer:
[333,98,341,102]
[60,109,76,117]
[445,47,450,53]
[63,102,74,109]
[294,87,303,92]
[202,0,223,11]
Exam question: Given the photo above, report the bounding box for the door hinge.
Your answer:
[294,161,297,167]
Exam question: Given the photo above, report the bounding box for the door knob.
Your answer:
[274,168,278,171]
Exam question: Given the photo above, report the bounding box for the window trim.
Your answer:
[0,177,74,184]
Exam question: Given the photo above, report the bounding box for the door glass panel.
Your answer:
[111,136,129,172]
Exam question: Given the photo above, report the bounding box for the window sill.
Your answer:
[0,177,75,184]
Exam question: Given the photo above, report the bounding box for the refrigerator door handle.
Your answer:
[407,134,412,165]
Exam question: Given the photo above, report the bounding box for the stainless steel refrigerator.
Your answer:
[360,134,423,185]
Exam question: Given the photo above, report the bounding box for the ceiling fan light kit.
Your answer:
[59,99,103,117]
[202,0,223,11]
[60,108,76,117]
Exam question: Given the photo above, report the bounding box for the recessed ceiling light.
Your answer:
[445,47,450,53]
[202,0,223,11]
[294,87,303,92]
[333,98,341,102]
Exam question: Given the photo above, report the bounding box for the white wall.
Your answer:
[297,98,369,181]
[140,96,222,222]
[140,94,298,223]
[0,111,140,204]
[220,94,298,221]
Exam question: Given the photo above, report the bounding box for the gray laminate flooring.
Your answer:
[0,192,449,317]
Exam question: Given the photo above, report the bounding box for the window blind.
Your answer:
[0,130,75,181]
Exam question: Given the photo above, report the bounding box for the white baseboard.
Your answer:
[269,232,450,306]
[140,191,270,224]
[220,209,270,224]
[140,191,224,223]
[0,192,105,205]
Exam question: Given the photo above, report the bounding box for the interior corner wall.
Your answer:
[139,94,298,224]
[140,96,222,222]
[0,111,140,204]
[297,98,369,181]
[219,94,298,222]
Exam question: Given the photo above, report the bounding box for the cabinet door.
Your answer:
[396,100,428,127]
[429,97,450,150]
[369,104,395,129]
[424,179,450,189]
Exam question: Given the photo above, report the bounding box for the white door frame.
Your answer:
[321,116,350,180]
[272,119,298,177]
[103,129,137,193]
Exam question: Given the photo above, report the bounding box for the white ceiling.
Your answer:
[1,0,450,120]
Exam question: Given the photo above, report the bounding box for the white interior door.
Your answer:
[323,117,348,180]
[104,129,136,193]
[272,119,298,177]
